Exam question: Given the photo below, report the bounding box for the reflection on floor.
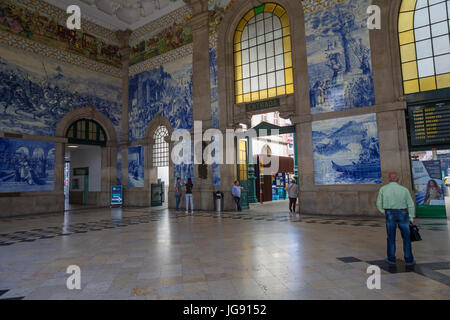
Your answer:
[0,204,449,300]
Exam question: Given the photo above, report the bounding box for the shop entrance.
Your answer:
[244,112,298,206]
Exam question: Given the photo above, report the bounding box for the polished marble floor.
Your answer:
[0,200,449,300]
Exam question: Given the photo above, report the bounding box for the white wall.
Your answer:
[69,146,102,192]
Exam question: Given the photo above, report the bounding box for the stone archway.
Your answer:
[56,105,119,207]
[143,114,175,208]
[217,0,308,130]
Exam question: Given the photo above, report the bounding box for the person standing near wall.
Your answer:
[175,177,182,211]
[376,172,416,266]
[285,179,299,215]
[185,178,194,214]
[232,180,243,212]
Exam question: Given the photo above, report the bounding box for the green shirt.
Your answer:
[376,182,415,221]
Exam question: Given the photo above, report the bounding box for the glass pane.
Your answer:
[414,8,429,28]
[276,70,285,86]
[250,61,258,77]
[429,0,445,6]
[258,44,266,59]
[414,26,430,41]
[242,26,248,41]
[274,38,283,55]
[265,17,273,32]
[432,35,450,55]
[266,41,274,57]
[241,40,248,50]
[265,31,273,42]
[267,57,275,72]
[250,47,257,62]
[275,54,284,70]
[256,13,264,22]
[417,57,435,77]
[249,38,257,47]
[259,75,267,90]
[267,72,276,88]
[258,59,267,74]
[416,0,428,10]
[251,76,259,92]
[256,20,264,36]
[273,16,281,30]
[434,53,450,74]
[416,39,433,59]
[243,78,251,94]
[257,35,265,45]
[248,23,256,39]
[242,64,250,79]
[429,3,447,23]
[274,29,282,40]
[242,49,249,64]
[431,21,449,37]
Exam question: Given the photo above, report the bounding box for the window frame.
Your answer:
[398,0,450,94]
[234,3,294,104]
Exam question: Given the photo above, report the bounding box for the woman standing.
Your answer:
[285,179,299,215]
[185,178,194,214]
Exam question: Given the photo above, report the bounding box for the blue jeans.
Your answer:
[385,209,414,263]
[234,196,241,211]
[185,194,193,211]
[175,195,181,211]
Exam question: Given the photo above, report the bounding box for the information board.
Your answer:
[111,185,123,205]
[409,101,450,146]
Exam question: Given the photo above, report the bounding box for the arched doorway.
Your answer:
[65,119,106,207]
[142,114,174,208]
[152,125,170,206]
[56,106,119,210]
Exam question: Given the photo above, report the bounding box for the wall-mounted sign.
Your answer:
[111,185,123,205]
[73,167,89,176]
[409,101,450,146]
[245,98,280,113]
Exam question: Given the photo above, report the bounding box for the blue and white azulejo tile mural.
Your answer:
[210,46,221,187]
[128,55,193,141]
[0,45,122,138]
[0,138,55,192]
[304,0,375,114]
[312,113,381,185]
[128,146,144,188]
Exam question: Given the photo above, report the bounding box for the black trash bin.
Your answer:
[213,191,224,212]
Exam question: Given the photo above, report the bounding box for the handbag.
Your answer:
[410,224,422,242]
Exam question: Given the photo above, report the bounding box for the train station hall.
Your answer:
[0,0,449,301]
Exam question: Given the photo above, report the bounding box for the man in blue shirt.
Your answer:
[232,180,243,212]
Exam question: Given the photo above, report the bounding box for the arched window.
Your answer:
[399,0,450,94]
[153,126,169,167]
[234,3,293,103]
[66,119,107,146]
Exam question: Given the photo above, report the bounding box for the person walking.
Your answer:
[185,178,194,214]
[285,179,299,215]
[175,177,182,211]
[376,172,416,266]
[232,180,243,212]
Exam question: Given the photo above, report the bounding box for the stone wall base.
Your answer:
[0,194,65,218]
[299,190,381,216]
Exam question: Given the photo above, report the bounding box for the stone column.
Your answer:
[116,30,132,201]
[187,0,215,211]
